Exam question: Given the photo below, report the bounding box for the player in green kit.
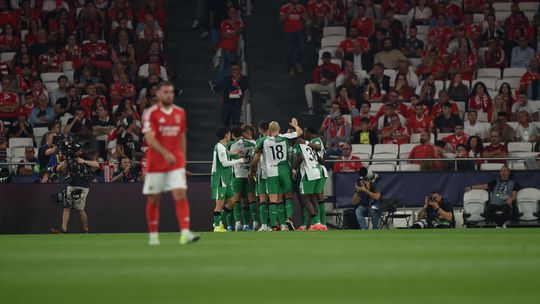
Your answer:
[211,126,247,232]
[293,138,327,231]
[251,118,303,231]
[250,121,272,231]
[228,124,258,231]
[304,125,328,230]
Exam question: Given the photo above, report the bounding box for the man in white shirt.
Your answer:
[464,110,488,141]
[377,103,406,131]
[515,110,540,143]
[512,93,539,121]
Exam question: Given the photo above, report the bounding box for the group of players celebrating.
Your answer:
[211,118,329,232]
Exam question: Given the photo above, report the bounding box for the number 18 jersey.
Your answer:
[261,136,290,177]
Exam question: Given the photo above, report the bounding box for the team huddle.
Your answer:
[211,118,329,232]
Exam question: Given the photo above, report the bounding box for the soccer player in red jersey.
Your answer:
[141,81,199,245]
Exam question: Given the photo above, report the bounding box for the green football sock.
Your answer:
[249,202,258,223]
[285,198,294,218]
[318,202,326,225]
[233,202,242,222]
[301,207,309,227]
[227,211,233,227]
[260,203,269,225]
[242,207,250,225]
[213,211,221,227]
[269,204,278,227]
[221,207,232,227]
[311,214,320,225]
[277,203,286,225]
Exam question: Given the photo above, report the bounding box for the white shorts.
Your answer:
[143,168,187,195]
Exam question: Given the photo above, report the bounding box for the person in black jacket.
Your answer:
[221,62,249,126]
[351,117,378,145]
[411,190,455,228]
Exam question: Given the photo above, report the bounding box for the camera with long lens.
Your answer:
[357,167,380,185]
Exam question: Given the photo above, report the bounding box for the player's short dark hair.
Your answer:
[231,126,243,138]
[242,124,255,134]
[258,121,269,131]
[468,109,478,115]
[156,81,174,90]
[216,125,229,140]
[305,125,317,135]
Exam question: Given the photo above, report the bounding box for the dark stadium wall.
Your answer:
[2,172,540,234]
[335,171,540,208]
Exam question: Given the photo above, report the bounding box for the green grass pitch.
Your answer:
[1,229,539,304]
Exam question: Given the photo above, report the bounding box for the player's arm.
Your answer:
[145,131,176,165]
[249,150,261,175]
[218,144,245,167]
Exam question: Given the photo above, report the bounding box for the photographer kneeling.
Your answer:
[51,143,99,233]
[351,177,382,230]
[411,191,455,229]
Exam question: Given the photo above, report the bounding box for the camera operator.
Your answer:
[411,191,455,229]
[51,144,99,234]
[351,175,382,230]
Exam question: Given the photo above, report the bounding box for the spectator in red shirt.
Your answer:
[60,34,82,66]
[350,3,374,38]
[305,51,340,115]
[449,44,477,82]
[333,85,357,116]
[307,0,330,41]
[332,142,363,172]
[81,84,108,119]
[0,79,20,123]
[82,32,110,61]
[0,1,19,30]
[78,1,105,40]
[427,14,454,51]
[0,23,21,52]
[110,73,137,106]
[482,130,508,164]
[431,90,459,119]
[443,123,469,152]
[211,5,243,90]
[405,94,429,118]
[408,102,433,134]
[336,27,366,59]
[381,114,409,145]
[468,82,493,121]
[465,0,485,13]
[519,58,540,100]
[484,37,506,69]
[381,0,405,15]
[279,0,308,76]
[409,131,435,171]
[38,44,64,73]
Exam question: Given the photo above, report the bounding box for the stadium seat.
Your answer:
[351,144,372,156]
[494,11,511,22]
[393,14,407,24]
[0,52,15,63]
[480,163,505,171]
[10,147,29,159]
[516,188,540,221]
[509,162,526,170]
[463,189,489,223]
[524,11,536,21]
[503,68,527,78]
[45,82,59,93]
[321,36,344,48]
[476,68,501,79]
[398,164,421,171]
[33,127,49,142]
[399,143,418,159]
[455,101,466,112]
[416,34,427,45]
[473,13,484,23]
[8,137,33,148]
[40,72,64,83]
[322,26,346,37]
[371,153,398,165]
[530,100,540,111]
[20,29,28,41]
[492,3,512,11]
[63,61,73,71]
[368,163,395,172]
[434,80,444,92]
[507,122,518,130]
[473,78,497,91]
[416,25,429,35]
[436,133,453,141]
[477,47,489,67]
[373,144,398,155]
[508,142,533,153]
[369,103,383,115]
[408,58,422,67]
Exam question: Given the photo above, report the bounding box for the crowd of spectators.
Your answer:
[288,0,540,171]
[0,0,170,182]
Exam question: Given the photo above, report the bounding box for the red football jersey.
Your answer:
[142,104,187,173]
[382,126,409,145]
[280,3,307,33]
[308,0,330,18]
[407,114,433,133]
[218,18,244,52]
[443,134,468,149]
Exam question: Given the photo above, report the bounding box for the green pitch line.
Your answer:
[1,229,539,304]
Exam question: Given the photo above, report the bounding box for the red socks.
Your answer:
[175,199,190,231]
[146,199,160,233]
